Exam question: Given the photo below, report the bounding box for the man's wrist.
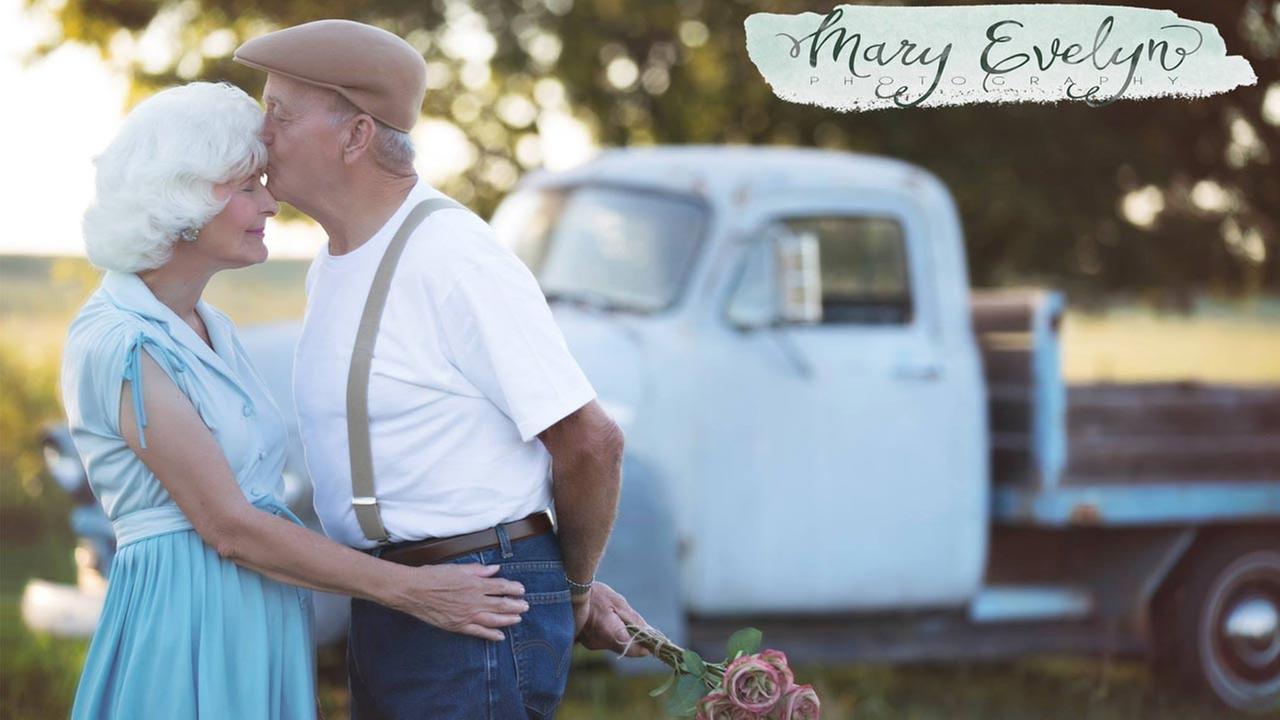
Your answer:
[567,574,594,600]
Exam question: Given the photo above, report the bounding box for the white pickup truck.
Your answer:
[36,146,1280,712]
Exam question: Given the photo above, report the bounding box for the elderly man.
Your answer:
[233,19,646,719]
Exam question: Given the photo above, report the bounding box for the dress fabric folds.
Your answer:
[71,507,316,720]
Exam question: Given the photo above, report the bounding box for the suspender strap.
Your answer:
[347,197,464,543]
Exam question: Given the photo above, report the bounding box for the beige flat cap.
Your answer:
[234,19,426,133]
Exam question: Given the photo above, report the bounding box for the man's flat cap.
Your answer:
[234,19,426,133]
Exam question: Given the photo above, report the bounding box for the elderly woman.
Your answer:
[61,81,530,719]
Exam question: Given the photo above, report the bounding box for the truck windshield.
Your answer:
[490,185,708,313]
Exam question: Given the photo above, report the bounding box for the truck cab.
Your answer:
[491,146,989,614]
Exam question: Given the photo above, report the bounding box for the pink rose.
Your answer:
[696,690,756,720]
[777,684,821,720]
[722,654,785,714]
[757,649,795,692]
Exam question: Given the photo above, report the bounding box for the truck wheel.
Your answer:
[1172,532,1280,713]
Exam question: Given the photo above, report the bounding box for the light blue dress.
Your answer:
[60,271,316,719]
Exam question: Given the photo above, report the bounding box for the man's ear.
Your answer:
[342,114,378,164]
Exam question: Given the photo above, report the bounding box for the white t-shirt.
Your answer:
[293,178,596,549]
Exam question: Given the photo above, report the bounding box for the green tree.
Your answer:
[30,0,1279,303]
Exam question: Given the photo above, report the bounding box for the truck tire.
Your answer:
[1168,531,1280,713]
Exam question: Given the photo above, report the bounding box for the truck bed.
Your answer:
[971,290,1280,527]
[994,382,1280,526]
[1062,383,1280,483]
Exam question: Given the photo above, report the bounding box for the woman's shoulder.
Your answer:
[60,297,149,432]
[62,292,185,387]
[67,294,137,350]
[66,292,159,356]
[61,291,195,435]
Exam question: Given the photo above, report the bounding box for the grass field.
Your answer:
[1,254,1277,718]
[4,255,1278,383]
[1061,296,1280,384]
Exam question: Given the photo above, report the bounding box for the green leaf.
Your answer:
[648,671,677,698]
[665,674,709,717]
[682,649,706,678]
[725,627,763,661]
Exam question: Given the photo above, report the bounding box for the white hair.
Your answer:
[83,82,267,273]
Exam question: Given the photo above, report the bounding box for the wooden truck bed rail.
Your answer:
[971,288,1067,488]
[1064,383,1280,482]
[973,291,1280,526]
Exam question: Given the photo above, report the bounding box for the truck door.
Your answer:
[688,188,985,614]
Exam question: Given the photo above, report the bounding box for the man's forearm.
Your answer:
[549,427,624,584]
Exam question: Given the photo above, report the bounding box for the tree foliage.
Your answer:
[31,0,1280,302]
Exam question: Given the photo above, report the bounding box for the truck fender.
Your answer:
[594,453,686,674]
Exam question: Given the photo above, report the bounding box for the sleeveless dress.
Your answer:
[60,271,316,719]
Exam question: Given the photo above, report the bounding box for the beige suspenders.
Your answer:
[347,197,464,543]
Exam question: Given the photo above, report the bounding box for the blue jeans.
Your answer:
[347,526,575,720]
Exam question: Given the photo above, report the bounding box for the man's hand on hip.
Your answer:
[571,581,650,657]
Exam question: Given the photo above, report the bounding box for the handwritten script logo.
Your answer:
[746,5,1255,112]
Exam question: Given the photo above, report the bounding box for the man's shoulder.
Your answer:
[409,191,489,239]
[403,197,515,275]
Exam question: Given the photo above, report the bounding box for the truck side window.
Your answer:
[781,216,913,325]
[492,185,710,313]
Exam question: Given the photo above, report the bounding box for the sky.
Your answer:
[0,0,597,260]
[1,0,135,256]
[0,0,329,259]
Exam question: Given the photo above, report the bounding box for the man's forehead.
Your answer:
[263,75,322,108]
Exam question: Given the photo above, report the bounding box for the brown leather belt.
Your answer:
[377,511,554,567]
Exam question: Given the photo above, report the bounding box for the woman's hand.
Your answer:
[386,563,529,641]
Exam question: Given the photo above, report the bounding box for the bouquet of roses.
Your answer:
[624,624,821,719]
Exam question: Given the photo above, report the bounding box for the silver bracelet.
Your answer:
[566,576,595,596]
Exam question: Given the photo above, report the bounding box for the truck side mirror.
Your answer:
[775,231,823,325]
[725,241,777,330]
[726,227,824,330]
